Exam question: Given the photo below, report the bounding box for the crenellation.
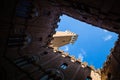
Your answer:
[1,0,120,80]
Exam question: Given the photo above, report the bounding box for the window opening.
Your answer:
[86,76,92,80]
[60,63,68,69]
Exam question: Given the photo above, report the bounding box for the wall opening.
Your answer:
[60,63,68,69]
[86,76,92,80]
[54,14,118,69]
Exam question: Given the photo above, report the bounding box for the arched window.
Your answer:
[8,34,26,47]
[60,63,68,69]
[8,33,32,48]
[27,55,40,63]
[14,55,39,68]
[14,56,30,68]
[16,0,33,18]
[16,0,39,19]
[86,76,92,80]
[40,69,63,80]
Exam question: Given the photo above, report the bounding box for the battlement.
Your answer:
[65,30,78,44]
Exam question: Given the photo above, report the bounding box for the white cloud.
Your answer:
[80,49,86,55]
[103,35,112,41]
[78,49,86,62]
[103,29,108,32]
[78,53,84,61]
[63,46,69,51]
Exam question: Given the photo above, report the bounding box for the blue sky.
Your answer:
[56,14,118,69]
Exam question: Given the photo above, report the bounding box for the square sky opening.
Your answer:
[55,14,118,69]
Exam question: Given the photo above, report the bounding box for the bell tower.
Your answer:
[49,30,78,50]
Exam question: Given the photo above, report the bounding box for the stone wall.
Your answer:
[0,0,120,80]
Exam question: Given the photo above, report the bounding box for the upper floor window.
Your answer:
[60,63,68,69]
[86,76,92,80]
[40,51,48,56]
[8,34,26,47]
[40,69,63,80]
[8,33,32,48]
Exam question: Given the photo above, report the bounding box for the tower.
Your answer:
[49,30,78,50]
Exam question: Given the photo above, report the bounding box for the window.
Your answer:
[40,69,63,80]
[14,56,30,68]
[16,0,38,19]
[8,34,32,48]
[86,76,92,80]
[40,75,49,80]
[16,0,33,18]
[39,37,42,41]
[107,73,111,80]
[28,55,40,63]
[43,51,48,55]
[8,34,26,47]
[40,51,48,56]
[14,55,39,68]
[60,63,68,69]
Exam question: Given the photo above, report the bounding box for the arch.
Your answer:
[8,34,26,47]
[60,63,68,69]
[8,33,32,48]
[40,69,64,80]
